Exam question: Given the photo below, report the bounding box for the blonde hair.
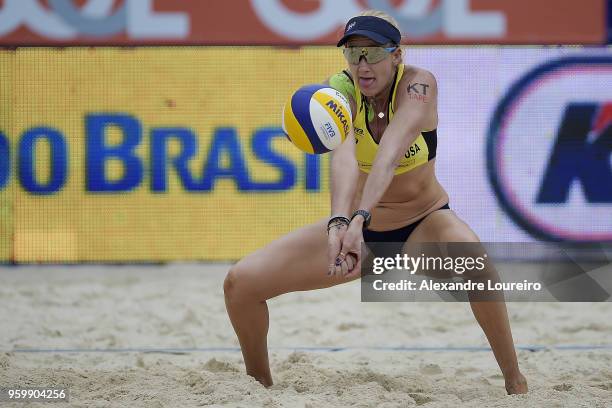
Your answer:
[358,9,401,34]
[357,9,403,56]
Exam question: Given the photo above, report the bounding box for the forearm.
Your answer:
[330,152,359,216]
[357,124,421,212]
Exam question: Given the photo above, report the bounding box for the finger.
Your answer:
[336,248,348,275]
[344,253,356,273]
[328,257,337,275]
[328,244,340,268]
[335,250,346,268]
[331,253,343,275]
[328,263,335,276]
[345,262,361,277]
[329,251,342,276]
[345,254,354,271]
[340,259,349,276]
[346,254,361,277]
[339,239,355,255]
[334,263,342,276]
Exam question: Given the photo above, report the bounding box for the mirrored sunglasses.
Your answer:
[342,46,397,65]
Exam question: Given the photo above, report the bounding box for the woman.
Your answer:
[224,10,528,394]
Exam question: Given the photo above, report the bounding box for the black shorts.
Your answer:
[363,203,450,258]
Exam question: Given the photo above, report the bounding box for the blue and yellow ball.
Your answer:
[282,84,352,154]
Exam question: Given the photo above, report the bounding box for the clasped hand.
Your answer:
[327,220,363,277]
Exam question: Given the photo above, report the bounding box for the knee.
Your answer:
[223,261,258,304]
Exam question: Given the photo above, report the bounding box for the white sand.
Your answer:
[1,264,611,407]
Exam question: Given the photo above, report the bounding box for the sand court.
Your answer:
[1,264,611,407]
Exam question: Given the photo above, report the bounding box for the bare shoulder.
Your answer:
[402,65,437,84]
[400,64,438,97]
[324,71,358,121]
[395,64,438,129]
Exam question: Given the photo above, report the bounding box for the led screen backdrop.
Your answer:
[0,0,606,46]
[0,46,610,262]
[408,47,612,243]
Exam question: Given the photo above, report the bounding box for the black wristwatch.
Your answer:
[351,209,371,229]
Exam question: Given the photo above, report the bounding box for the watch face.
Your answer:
[354,210,371,227]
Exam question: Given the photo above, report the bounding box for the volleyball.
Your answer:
[282,84,352,154]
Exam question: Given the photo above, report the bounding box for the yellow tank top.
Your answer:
[329,64,438,175]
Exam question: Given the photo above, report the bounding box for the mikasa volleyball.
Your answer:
[282,84,352,154]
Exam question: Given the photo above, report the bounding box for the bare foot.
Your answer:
[505,372,528,394]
